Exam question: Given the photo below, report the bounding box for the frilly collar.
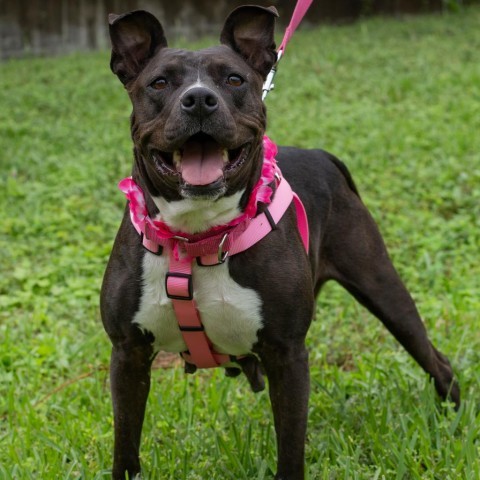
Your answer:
[119,135,279,255]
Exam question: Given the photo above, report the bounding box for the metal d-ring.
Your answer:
[172,235,190,243]
[218,233,229,263]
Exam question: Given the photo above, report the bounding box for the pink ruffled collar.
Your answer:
[119,136,279,245]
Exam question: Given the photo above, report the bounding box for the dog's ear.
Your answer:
[220,5,278,79]
[109,10,167,85]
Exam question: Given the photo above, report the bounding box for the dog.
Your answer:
[101,6,460,479]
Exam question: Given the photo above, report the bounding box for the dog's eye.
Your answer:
[150,77,168,90]
[227,75,244,87]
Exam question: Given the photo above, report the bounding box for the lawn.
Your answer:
[1,6,479,479]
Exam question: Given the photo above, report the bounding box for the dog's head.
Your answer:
[109,6,278,207]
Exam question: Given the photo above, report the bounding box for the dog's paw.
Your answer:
[225,367,242,377]
[184,361,197,374]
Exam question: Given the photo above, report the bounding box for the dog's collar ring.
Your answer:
[218,233,229,263]
[172,235,190,243]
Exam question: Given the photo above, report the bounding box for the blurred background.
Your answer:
[1,0,476,59]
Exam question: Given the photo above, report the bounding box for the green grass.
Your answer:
[1,6,480,479]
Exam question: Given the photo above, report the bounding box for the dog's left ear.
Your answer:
[109,10,168,85]
[220,5,278,79]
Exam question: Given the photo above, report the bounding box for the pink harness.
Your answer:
[120,137,309,368]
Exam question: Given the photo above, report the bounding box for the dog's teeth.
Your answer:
[173,150,182,168]
[222,149,229,164]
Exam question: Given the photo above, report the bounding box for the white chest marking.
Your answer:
[133,252,263,355]
[152,190,245,234]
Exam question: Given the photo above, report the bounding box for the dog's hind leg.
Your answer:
[110,337,153,479]
[323,194,460,408]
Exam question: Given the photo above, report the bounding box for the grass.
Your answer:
[1,6,479,479]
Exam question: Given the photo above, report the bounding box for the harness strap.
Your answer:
[293,192,309,253]
[125,176,309,369]
[166,256,230,368]
[164,178,309,368]
[188,177,309,267]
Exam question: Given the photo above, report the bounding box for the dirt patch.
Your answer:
[152,351,183,369]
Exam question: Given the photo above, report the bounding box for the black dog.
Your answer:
[101,6,460,479]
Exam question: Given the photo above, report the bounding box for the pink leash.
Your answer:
[279,0,314,52]
[263,0,314,100]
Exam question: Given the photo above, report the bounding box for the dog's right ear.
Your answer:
[109,10,167,85]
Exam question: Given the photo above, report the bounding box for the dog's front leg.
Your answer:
[260,342,310,480]
[110,340,153,480]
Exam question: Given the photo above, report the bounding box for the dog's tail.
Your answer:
[327,155,361,198]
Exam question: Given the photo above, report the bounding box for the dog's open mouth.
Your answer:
[152,133,250,187]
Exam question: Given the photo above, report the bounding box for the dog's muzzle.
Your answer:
[151,133,251,194]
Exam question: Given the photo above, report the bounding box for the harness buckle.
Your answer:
[140,232,162,255]
[165,272,193,300]
[218,233,229,263]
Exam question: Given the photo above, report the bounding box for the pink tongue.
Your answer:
[180,140,225,186]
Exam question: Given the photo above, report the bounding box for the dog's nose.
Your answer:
[180,87,218,117]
